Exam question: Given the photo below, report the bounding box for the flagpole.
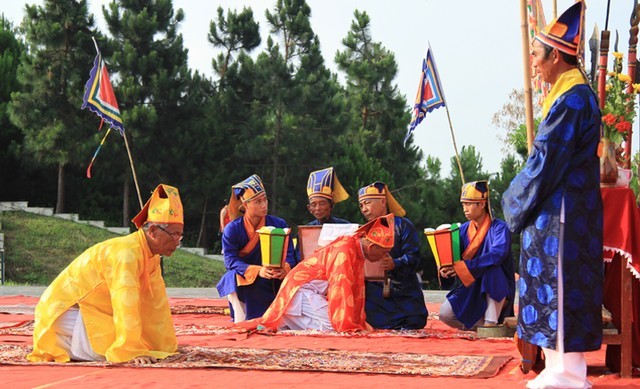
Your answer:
[443,106,465,185]
[520,0,535,154]
[123,134,144,209]
[427,43,465,184]
[625,2,640,170]
[89,36,143,210]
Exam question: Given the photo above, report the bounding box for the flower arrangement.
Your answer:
[602,52,640,166]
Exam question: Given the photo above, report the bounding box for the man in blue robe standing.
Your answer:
[502,2,603,387]
[358,181,427,329]
[439,181,515,330]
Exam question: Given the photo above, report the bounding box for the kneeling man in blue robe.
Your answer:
[439,180,515,330]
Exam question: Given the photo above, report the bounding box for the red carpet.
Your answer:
[0,296,636,388]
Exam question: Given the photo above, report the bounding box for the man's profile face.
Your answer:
[307,196,332,221]
[243,193,268,218]
[531,40,556,84]
[359,198,387,221]
[151,223,184,257]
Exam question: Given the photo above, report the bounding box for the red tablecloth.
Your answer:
[601,186,640,372]
[601,187,640,279]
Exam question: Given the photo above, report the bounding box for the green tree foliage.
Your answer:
[209,6,261,79]
[215,0,346,227]
[8,0,102,213]
[0,0,523,283]
[206,7,263,243]
[0,16,38,202]
[334,10,425,222]
[102,0,194,226]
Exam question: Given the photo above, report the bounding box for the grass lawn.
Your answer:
[0,211,225,287]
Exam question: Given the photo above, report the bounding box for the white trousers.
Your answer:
[439,294,505,330]
[52,306,105,361]
[280,280,332,331]
[526,199,590,389]
[227,292,247,323]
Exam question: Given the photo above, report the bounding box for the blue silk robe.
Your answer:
[502,82,603,352]
[365,216,428,329]
[446,218,515,329]
[216,215,297,320]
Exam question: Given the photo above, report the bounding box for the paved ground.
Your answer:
[0,285,448,303]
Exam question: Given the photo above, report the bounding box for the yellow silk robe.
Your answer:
[27,229,177,363]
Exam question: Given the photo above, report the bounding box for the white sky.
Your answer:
[2,0,635,176]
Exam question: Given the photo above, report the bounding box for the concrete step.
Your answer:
[54,213,79,221]
[24,207,54,216]
[205,254,224,262]
[106,227,131,235]
[78,220,105,228]
[0,201,29,211]
[181,247,207,256]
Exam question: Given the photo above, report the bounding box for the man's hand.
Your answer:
[381,254,395,271]
[259,266,287,280]
[132,355,158,364]
[439,265,456,279]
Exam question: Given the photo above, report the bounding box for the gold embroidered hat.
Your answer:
[357,181,406,217]
[132,184,183,228]
[356,213,395,249]
[228,174,266,220]
[460,180,492,219]
[535,1,584,56]
[306,167,349,203]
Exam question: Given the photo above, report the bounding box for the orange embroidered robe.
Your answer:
[254,234,371,332]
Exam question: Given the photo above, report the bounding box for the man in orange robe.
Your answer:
[242,214,395,332]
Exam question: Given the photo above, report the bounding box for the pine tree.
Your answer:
[103,0,192,224]
[0,16,32,202]
[8,0,102,213]
[220,0,346,223]
[335,10,425,218]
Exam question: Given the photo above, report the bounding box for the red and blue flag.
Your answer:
[404,48,446,145]
[81,53,125,136]
[81,52,125,178]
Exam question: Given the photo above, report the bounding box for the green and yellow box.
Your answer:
[424,223,461,268]
[257,226,291,267]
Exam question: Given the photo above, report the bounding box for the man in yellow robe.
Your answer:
[27,184,184,364]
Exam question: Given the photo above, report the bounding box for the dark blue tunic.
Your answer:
[446,218,515,329]
[502,83,603,352]
[216,215,297,320]
[365,216,428,329]
[307,216,350,225]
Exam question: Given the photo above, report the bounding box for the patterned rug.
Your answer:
[170,305,229,315]
[0,320,482,341]
[0,344,512,378]
[0,319,514,342]
[0,320,33,336]
[0,304,228,316]
[0,305,35,315]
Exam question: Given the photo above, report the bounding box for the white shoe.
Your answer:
[526,370,592,389]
